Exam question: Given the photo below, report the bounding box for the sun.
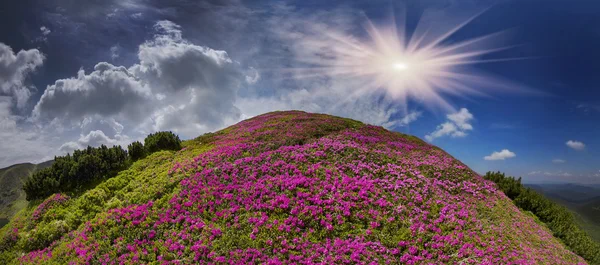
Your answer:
[392,62,408,71]
[284,9,527,111]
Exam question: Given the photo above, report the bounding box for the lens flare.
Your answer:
[279,9,531,112]
[392,62,408,71]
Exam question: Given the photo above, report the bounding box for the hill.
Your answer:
[526,183,600,203]
[526,183,600,243]
[0,111,588,264]
[0,161,53,227]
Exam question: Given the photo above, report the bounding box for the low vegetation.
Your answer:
[22,131,183,201]
[484,171,600,264]
[0,112,588,264]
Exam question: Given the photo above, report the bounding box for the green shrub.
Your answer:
[23,132,182,201]
[23,145,128,201]
[144,131,182,153]
[128,141,146,161]
[19,220,69,252]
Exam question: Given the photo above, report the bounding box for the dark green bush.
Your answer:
[23,145,128,201]
[127,141,146,161]
[144,131,182,153]
[23,132,182,202]
[484,171,600,264]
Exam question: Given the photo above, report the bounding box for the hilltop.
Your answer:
[0,161,53,227]
[0,111,587,264]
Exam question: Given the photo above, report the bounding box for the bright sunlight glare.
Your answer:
[282,9,530,111]
[392,62,408,71]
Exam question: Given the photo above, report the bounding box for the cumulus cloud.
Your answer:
[552,159,566,164]
[0,97,56,166]
[425,108,474,142]
[33,20,243,137]
[59,130,130,154]
[0,43,45,108]
[32,62,152,122]
[566,140,585,150]
[484,149,516,161]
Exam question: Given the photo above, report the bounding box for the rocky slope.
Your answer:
[0,111,586,264]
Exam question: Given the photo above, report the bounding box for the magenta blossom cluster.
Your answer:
[18,111,586,264]
[31,193,70,222]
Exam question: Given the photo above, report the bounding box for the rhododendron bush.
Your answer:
[0,111,586,264]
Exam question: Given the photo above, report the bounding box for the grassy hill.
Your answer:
[0,161,53,227]
[0,111,589,264]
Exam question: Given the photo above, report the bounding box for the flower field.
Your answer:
[0,111,586,264]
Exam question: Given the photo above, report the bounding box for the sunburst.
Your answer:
[282,9,529,112]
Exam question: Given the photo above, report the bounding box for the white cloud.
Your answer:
[558,172,573,177]
[32,20,242,139]
[110,45,120,60]
[0,20,247,167]
[0,43,45,108]
[130,12,143,19]
[40,26,51,36]
[398,111,422,127]
[425,108,474,142]
[245,67,260,84]
[484,149,516,161]
[528,170,573,177]
[552,159,566,164]
[0,97,56,166]
[566,140,585,150]
[59,130,130,154]
[447,108,474,131]
[32,62,153,122]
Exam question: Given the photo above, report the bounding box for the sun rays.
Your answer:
[278,8,530,112]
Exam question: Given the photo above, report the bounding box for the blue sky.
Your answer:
[0,0,598,183]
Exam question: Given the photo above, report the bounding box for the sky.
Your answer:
[0,0,599,184]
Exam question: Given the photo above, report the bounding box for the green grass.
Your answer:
[0,112,590,264]
[0,135,214,263]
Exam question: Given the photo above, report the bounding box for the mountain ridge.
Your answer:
[0,160,53,226]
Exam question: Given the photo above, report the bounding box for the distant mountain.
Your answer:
[0,160,53,227]
[526,183,600,243]
[526,183,600,203]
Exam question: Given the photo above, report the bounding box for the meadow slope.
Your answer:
[0,111,586,264]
